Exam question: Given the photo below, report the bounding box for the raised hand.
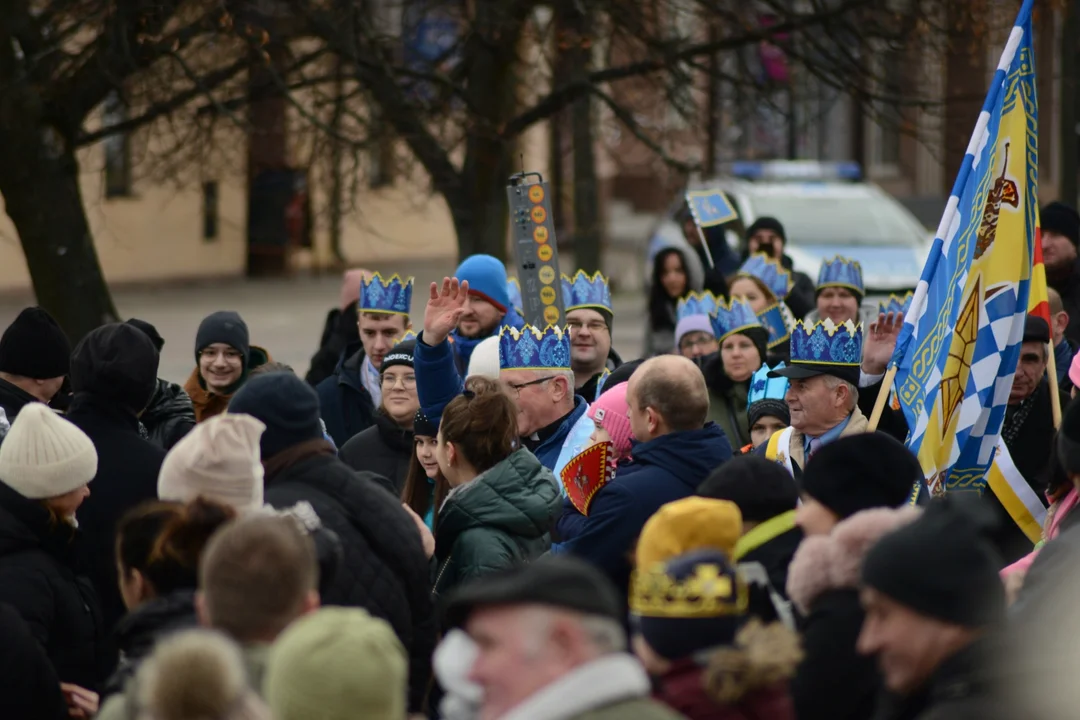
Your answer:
[423,277,470,346]
[862,311,905,375]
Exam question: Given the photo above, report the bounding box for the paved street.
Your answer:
[0,260,647,385]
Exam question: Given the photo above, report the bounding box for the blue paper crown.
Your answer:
[507,277,524,315]
[498,325,571,371]
[748,362,790,405]
[561,271,612,314]
[393,330,418,345]
[758,304,792,349]
[676,291,721,322]
[738,254,792,300]
[789,319,863,367]
[878,291,914,317]
[709,298,763,342]
[816,256,865,295]
[360,273,414,316]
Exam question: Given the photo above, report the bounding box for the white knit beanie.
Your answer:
[158,413,265,513]
[0,403,98,499]
[466,336,501,380]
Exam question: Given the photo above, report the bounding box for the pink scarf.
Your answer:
[1001,487,1080,578]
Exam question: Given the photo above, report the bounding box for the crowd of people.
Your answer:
[0,200,1078,719]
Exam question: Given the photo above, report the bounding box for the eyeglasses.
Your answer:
[680,336,716,351]
[504,376,555,397]
[381,374,417,389]
[567,321,609,334]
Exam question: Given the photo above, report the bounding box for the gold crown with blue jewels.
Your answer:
[561,270,612,314]
[498,324,571,370]
[360,273,414,316]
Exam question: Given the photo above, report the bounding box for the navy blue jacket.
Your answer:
[561,423,733,598]
[316,341,377,447]
[414,333,462,426]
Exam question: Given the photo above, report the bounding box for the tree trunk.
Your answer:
[328,56,346,265]
[568,4,601,275]
[0,131,119,341]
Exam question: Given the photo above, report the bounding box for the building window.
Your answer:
[103,91,132,198]
[203,181,219,241]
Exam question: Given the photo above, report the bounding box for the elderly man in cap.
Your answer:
[446,556,683,720]
[0,307,70,423]
[857,496,1012,719]
[758,319,868,475]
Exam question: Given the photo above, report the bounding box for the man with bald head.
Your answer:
[562,355,732,599]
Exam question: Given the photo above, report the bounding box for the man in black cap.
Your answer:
[744,217,815,319]
[857,496,1012,719]
[1042,202,1080,345]
[0,307,70,423]
[447,556,683,720]
[757,320,868,475]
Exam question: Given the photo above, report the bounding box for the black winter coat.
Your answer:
[306,304,359,387]
[263,450,435,712]
[315,342,377,447]
[140,379,196,451]
[66,394,166,636]
[0,602,69,720]
[339,413,414,495]
[0,376,37,425]
[100,590,197,700]
[0,482,105,690]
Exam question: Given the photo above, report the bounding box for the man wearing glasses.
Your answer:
[562,270,622,403]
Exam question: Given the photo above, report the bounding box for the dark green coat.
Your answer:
[433,448,560,597]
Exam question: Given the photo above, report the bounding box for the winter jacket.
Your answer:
[65,393,165,638]
[562,423,733,599]
[654,643,796,720]
[140,378,196,451]
[315,341,377,447]
[734,512,802,624]
[433,448,560,598]
[706,379,751,450]
[786,506,921,720]
[262,448,435,712]
[0,376,38,425]
[1055,338,1077,395]
[306,304,359,387]
[100,590,197,701]
[870,634,1014,720]
[0,482,105,690]
[339,413,414,495]
[1049,257,1080,347]
[183,345,272,424]
[0,602,70,720]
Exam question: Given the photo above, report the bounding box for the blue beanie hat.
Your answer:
[455,255,510,312]
[228,373,323,460]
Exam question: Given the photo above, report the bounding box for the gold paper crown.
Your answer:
[630,562,748,619]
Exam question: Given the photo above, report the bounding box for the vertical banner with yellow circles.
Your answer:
[506,173,566,328]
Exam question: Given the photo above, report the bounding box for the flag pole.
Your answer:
[1047,345,1062,428]
[867,366,898,432]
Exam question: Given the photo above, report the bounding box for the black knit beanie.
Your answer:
[195,311,250,365]
[800,433,921,519]
[381,339,416,372]
[1041,202,1080,248]
[414,407,439,438]
[70,323,159,413]
[747,399,790,432]
[862,495,1005,627]
[228,373,323,461]
[1057,395,1080,473]
[0,307,71,379]
[745,217,787,244]
[698,455,799,523]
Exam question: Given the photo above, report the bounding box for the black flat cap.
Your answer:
[1023,315,1050,344]
[445,555,623,628]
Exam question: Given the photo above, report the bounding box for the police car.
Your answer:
[647,161,932,294]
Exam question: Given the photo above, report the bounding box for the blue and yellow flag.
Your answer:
[686,189,738,228]
[889,0,1039,519]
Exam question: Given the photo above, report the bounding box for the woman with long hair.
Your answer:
[400,408,450,532]
[701,300,769,450]
[432,378,560,597]
[647,247,698,356]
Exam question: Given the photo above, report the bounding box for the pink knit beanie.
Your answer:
[1070,351,1080,390]
[587,383,633,459]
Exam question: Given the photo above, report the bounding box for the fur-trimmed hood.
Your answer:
[786,506,921,615]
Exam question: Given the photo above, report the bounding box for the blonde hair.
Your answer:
[134,629,269,720]
[704,620,803,704]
